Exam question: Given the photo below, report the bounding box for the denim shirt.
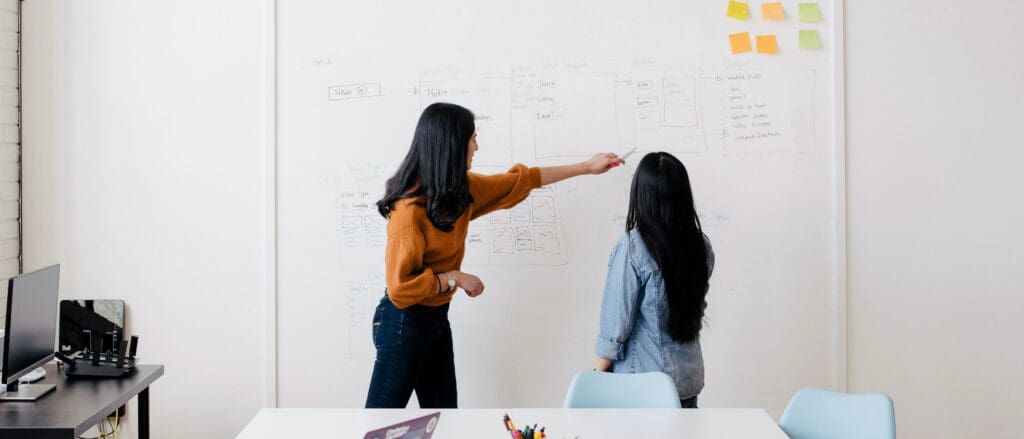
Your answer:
[595,230,715,399]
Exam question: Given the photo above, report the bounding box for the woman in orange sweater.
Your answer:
[367,102,623,408]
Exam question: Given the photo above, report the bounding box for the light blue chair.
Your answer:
[779,387,896,439]
[563,371,681,408]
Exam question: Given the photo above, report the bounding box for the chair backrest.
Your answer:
[563,371,682,408]
[779,387,896,439]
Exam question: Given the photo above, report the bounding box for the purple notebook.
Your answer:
[364,412,441,439]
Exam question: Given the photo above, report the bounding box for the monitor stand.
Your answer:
[0,382,56,401]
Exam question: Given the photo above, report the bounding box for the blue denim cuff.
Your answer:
[595,337,624,361]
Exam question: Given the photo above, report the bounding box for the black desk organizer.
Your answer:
[58,335,139,378]
[60,353,138,378]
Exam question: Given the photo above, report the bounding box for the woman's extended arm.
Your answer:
[469,153,626,220]
[539,153,625,186]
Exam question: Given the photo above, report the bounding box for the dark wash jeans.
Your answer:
[680,395,698,408]
[365,294,457,408]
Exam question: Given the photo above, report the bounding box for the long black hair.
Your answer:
[377,102,475,232]
[626,152,709,343]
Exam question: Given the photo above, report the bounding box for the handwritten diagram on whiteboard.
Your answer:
[336,186,386,267]
[523,73,622,159]
[327,67,815,157]
[717,70,815,152]
[475,187,566,266]
[630,70,708,152]
[325,66,816,269]
[334,182,568,267]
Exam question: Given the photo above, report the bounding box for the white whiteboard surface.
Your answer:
[277,0,839,415]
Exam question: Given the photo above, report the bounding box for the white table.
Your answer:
[237,408,789,438]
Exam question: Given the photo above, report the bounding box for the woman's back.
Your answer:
[594,151,713,405]
[597,229,715,399]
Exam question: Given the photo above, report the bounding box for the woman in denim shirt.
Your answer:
[595,152,714,408]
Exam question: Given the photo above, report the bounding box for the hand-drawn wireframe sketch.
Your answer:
[336,186,386,266]
[629,71,708,153]
[492,227,516,254]
[328,83,382,101]
[512,203,532,223]
[534,225,561,254]
[519,72,622,159]
[477,188,567,265]
[322,66,814,271]
[343,281,380,359]
[532,196,557,223]
[515,226,534,251]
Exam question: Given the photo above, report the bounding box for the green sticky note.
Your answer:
[799,3,821,22]
[799,30,822,49]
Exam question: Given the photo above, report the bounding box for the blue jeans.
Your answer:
[365,294,457,408]
[680,395,698,408]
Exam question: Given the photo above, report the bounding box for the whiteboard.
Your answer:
[276,0,839,415]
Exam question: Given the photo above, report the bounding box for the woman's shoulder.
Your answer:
[389,196,424,213]
[621,229,642,247]
[387,198,428,229]
[614,229,653,267]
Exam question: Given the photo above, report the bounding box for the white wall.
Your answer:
[22,1,271,437]
[19,0,1024,437]
[846,1,1024,438]
[0,0,19,324]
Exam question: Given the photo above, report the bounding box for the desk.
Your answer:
[238,408,789,438]
[0,363,164,439]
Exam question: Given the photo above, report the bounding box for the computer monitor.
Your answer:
[1,264,60,401]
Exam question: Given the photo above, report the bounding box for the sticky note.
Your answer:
[756,35,779,54]
[798,3,821,22]
[762,2,785,20]
[799,30,822,49]
[727,1,750,20]
[729,32,752,54]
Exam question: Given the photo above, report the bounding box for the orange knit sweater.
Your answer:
[384,164,542,308]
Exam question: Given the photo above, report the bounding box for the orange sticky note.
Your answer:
[729,32,752,54]
[762,2,785,20]
[727,1,750,20]
[756,35,779,54]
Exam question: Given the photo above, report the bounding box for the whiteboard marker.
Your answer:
[609,147,637,168]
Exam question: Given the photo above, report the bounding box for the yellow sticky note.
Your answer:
[727,1,750,20]
[762,2,785,20]
[729,32,752,54]
[799,30,822,49]
[756,35,779,54]
[798,3,821,22]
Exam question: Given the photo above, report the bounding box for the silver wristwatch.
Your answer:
[445,272,457,292]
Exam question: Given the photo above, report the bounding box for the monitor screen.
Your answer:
[2,265,60,385]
